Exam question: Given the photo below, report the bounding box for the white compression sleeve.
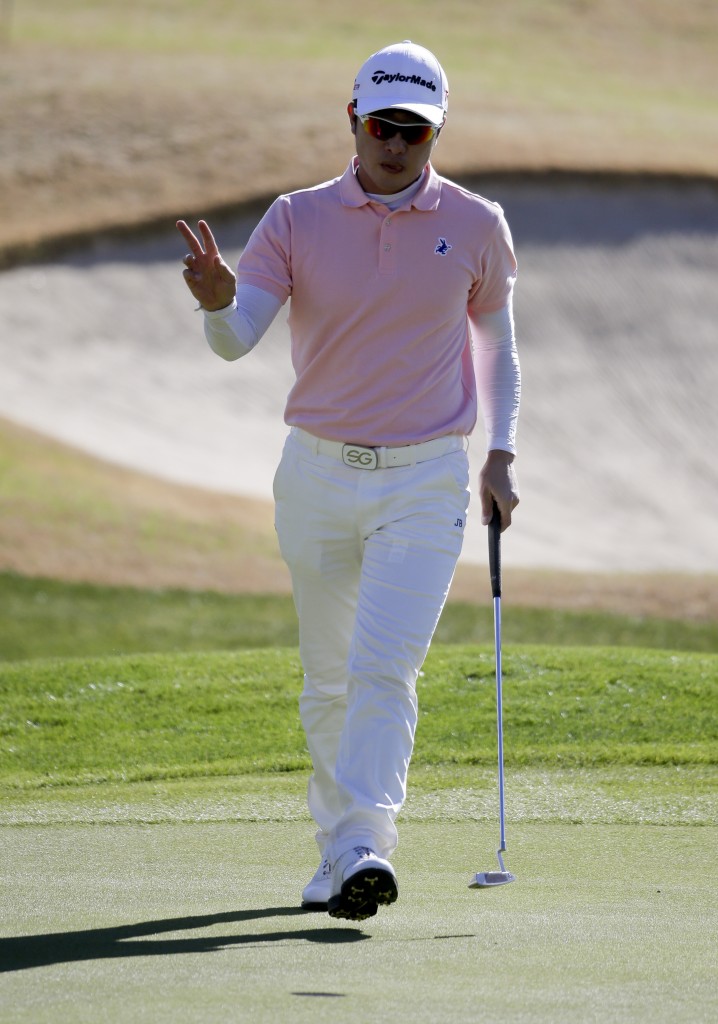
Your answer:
[202,284,283,361]
[470,302,521,454]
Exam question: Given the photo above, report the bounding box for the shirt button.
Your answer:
[384,243,392,252]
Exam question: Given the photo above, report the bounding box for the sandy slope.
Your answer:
[1,174,717,572]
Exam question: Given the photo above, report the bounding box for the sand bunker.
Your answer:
[1,175,716,572]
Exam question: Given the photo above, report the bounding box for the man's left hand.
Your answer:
[479,449,520,531]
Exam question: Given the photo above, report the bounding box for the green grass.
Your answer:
[1,645,715,796]
[2,571,717,663]
[1,571,715,1022]
[2,643,716,1021]
[2,820,716,1024]
[0,573,300,661]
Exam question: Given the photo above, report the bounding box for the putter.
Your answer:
[469,500,517,889]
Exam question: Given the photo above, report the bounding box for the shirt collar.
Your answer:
[339,157,441,211]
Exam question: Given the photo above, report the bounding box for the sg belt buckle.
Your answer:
[342,443,379,470]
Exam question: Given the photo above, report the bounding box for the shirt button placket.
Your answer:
[379,216,397,275]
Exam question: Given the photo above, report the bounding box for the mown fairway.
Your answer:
[2,820,716,1024]
[1,642,716,1022]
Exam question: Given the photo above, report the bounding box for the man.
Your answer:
[177,40,520,922]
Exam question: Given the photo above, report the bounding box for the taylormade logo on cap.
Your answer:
[370,70,438,93]
[353,40,449,127]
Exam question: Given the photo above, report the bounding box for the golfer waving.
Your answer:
[178,40,520,922]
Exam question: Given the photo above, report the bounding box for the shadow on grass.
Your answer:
[0,905,368,973]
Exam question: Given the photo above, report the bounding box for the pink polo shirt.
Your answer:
[236,158,517,446]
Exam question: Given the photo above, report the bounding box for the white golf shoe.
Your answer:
[327,846,398,921]
[301,856,332,906]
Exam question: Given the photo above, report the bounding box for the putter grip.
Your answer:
[488,500,502,598]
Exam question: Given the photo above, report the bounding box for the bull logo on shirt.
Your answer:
[435,237,452,255]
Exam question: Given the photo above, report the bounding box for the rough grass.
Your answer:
[1,645,715,794]
[3,571,718,664]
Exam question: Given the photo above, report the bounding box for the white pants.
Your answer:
[273,429,470,863]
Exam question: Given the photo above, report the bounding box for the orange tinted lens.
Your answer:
[399,123,435,144]
[401,122,434,145]
[361,116,435,145]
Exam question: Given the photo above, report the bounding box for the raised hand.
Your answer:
[176,219,237,311]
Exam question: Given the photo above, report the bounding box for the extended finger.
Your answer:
[198,220,220,257]
[176,219,205,256]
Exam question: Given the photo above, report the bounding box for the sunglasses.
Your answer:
[358,113,438,146]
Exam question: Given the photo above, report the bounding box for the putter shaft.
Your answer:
[494,592,507,855]
[468,501,516,889]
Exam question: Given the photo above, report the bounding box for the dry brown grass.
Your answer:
[3,417,717,621]
[1,0,716,261]
[450,565,718,623]
[0,416,291,594]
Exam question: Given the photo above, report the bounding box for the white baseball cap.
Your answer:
[352,41,449,128]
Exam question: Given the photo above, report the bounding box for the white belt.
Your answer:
[291,427,466,470]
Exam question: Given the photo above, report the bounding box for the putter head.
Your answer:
[469,869,516,888]
[468,848,516,888]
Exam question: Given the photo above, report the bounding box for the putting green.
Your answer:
[2,819,716,1023]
